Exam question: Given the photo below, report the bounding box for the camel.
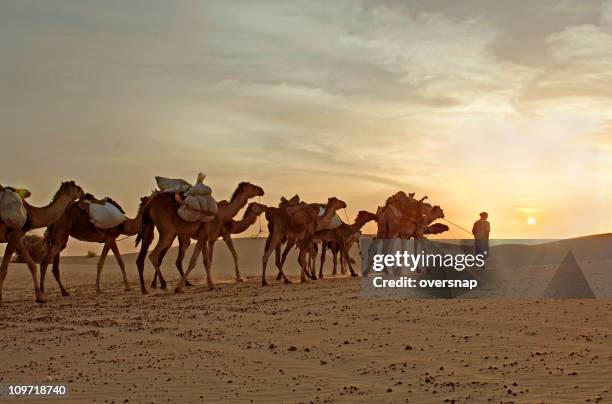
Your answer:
[365,192,446,275]
[173,201,267,293]
[261,197,346,285]
[314,210,378,278]
[0,181,83,304]
[135,182,264,294]
[39,194,150,295]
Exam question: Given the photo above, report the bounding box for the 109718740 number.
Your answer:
[2,384,68,397]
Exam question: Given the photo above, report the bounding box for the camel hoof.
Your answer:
[351,273,359,277]
[174,288,184,294]
[283,278,292,284]
[207,284,215,291]
[185,280,193,287]
[262,279,268,286]
[36,297,46,304]
[141,289,148,295]
[124,287,133,292]
[96,289,102,294]
[235,277,245,283]
[61,290,70,297]
[275,274,282,281]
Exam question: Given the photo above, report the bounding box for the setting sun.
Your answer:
[527,217,537,226]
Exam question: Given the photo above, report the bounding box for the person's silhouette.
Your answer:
[472,212,490,256]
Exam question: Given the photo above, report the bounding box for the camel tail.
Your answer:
[135,193,154,247]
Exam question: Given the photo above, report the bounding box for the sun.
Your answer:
[527,217,537,226]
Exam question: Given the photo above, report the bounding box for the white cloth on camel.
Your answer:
[0,189,27,229]
[86,200,128,229]
[318,206,343,230]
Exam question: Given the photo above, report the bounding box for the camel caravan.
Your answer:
[0,174,448,304]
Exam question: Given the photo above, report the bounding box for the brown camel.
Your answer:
[136,182,264,294]
[261,197,346,285]
[315,210,377,278]
[39,194,150,295]
[174,201,267,293]
[0,181,83,304]
[365,192,446,275]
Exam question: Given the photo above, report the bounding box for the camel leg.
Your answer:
[223,235,244,282]
[341,242,358,277]
[364,237,381,276]
[263,232,289,286]
[297,243,308,283]
[331,245,338,275]
[148,233,173,291]
[40,243,62,294]
[175,238,204,293]
[50,253,70,296]
[95,242,112,294]
[309,243,317,280]
[109,240,132,292]
[0,241,17,304]
[319,243,327,278]
[276,239,294,280]
[136,224,155,294]
[202,241,214,290]
[15,236,46,303]
[175,235,193,287]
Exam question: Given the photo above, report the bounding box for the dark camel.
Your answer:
[174,201,267,293]
[0,181,83,304]
[40,194,150,295]
[314,210,377,278]
[261,197,346,285]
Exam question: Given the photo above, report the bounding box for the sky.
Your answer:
[2,0,612,255]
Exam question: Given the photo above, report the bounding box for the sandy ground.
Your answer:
[1,238,612,403]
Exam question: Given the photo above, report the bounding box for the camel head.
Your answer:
[245,201,267,217]
[426,223,449,235]
[425,205,444,221]
[326,197,347,211]
[57,181,84,201]
[355,210,378,224]
[234,182,264,200]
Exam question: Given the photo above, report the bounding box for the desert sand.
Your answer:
[1,237,612,403]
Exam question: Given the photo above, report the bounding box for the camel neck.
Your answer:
[231,211,258,234]
[219,193,249,222]
[26,194,74,229]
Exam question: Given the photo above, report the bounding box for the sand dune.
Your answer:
[1,237,611,403]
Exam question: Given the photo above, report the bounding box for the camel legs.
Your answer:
[339,241,358,277]
[318,243,327,278]
[331,245,339,275]
[223,235,244,282]
[40,243,69,296]
[110,240,132,291]
[0,239,17,304]
[136,224,154,294]
[262,232,290,286]
[95,242,112,293]
[297,242,309,283]
[147,233,172,291]
[176,237,214,292]
[174,235,192,287]
[50,254,69,296]
[276,239,294,280]
[3,233,46,303]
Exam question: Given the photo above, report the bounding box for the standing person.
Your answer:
[472,212,490,256]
